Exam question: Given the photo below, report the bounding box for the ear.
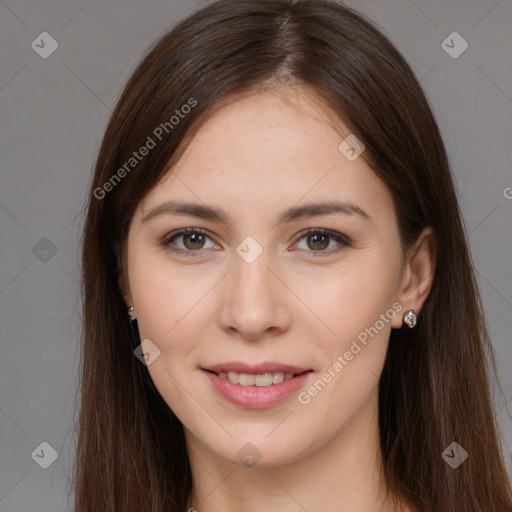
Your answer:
[117,241,133,306]
[391,227,436,329]
[118,269,132,307]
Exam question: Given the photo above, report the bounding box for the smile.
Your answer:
[210,370,303,387]
[202,368,314,409]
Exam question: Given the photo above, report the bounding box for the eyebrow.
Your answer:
[141,199,372,225]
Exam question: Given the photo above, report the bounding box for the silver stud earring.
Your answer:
[127,306,137,321]
[403,309,417,328]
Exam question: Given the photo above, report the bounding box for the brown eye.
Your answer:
[294,229,351,255]
[161,228,217,257]
[306,232,330,251]
[182,232,206,250]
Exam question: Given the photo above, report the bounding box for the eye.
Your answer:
[161,227,351,258]
[161,228,219,256]
[292,229,351,255]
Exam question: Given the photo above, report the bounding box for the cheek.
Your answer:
[295,251,401,411]
[297,273,394,433]
[127,245,218,380]
[301,257,401,349]
[127,244,210,341]
[128,254,210,422]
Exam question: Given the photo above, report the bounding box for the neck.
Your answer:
[184,389,404,512]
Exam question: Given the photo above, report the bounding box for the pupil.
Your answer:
[185,233,203,249]
[309,234,328,250]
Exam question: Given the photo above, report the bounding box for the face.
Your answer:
[121,85,417,469]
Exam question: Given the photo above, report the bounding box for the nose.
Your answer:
[217,249,292,341]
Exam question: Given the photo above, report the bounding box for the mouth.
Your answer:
[203,369,312,387]
[202,366,314,408]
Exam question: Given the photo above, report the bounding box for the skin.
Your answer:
[120,84,435,512]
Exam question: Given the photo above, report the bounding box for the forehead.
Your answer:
[181,86,347,164]
[139,86,392,224]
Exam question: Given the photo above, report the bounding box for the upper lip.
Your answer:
[203,361,311,375]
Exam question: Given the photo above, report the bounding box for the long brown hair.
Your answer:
[75,1,512,510]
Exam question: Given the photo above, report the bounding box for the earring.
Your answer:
[403,309,417,328]
[127,306,137,321]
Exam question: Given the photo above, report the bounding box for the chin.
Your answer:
[203,434,309,470]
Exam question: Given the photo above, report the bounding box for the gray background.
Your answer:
[0,0,511,510]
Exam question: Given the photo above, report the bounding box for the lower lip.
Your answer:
[203,370,313,409]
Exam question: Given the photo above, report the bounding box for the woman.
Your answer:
[75,0,512,510]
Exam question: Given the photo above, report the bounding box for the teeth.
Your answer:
[217,371,297,387]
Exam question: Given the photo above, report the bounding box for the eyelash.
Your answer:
[160,227,351,258]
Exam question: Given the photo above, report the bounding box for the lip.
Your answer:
[203,361,311,375]
[202,365,313,409]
